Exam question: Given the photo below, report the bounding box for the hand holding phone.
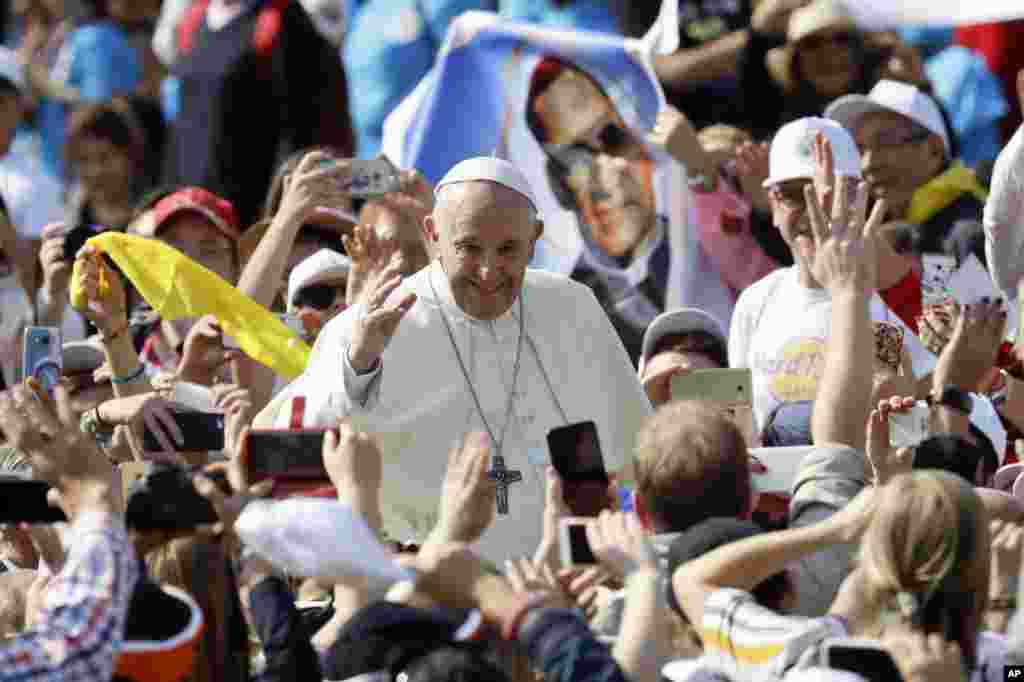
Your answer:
[342,157,401,197]
[240,429,329,482]
[143,410,224,453]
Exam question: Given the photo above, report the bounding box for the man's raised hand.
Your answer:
[347,262,417,373]
[803,134,887,296]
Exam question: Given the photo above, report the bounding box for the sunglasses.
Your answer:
[293,283,341,311]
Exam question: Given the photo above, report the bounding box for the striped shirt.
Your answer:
[698,588,848,682]
[0,512,139,681]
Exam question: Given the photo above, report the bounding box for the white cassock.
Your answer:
[260,260,652,563]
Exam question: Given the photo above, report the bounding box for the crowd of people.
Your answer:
[4,1,1024,681]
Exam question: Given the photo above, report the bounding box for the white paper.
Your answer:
[946,254,1002,306]
[235,499,414,587]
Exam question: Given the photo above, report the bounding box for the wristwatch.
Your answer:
[926,386,973,415]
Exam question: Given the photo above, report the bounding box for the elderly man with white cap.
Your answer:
[825,79,986,257]
[728,118,935,432]
[264,156,650,562]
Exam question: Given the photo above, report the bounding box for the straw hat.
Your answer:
[765,0,857,92]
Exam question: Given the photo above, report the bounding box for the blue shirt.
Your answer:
[36,21,140,179]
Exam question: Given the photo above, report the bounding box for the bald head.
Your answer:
[425,180,543,320]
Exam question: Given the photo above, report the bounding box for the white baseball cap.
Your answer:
[287,249,351,314]
[763,117,862,188]
[436,157,539,213]
[825,79,950,155]
[639,307,727,373]
[0,47,25,94]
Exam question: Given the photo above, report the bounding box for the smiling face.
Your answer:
[533,68,656,258]
[424,181,541,321]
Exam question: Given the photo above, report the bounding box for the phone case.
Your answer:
[22,327,62,393]
[921,254,956,306]
[888,402,930,449]
[671,369,752,405]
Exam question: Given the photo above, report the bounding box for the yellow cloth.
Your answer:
[72,233,310,379]
[906,161,988,225]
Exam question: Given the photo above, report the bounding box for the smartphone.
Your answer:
[921,254,956,306]
[671,368,752,405]
[344,157,401,197]
[547,422,612,517]
[239,429,329,481]
[820,638,904,682]
[888,402,930,450]
[22,327,62,396]
[559,517,597,569]
[62,224,99,262]
[143,410,225,452]
[125,466,231,531]
[0,476,68,523]
[671,369,757,445]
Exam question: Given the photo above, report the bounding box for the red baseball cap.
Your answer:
[143,187,241,241]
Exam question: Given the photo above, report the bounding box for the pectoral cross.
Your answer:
[488,455,522,515]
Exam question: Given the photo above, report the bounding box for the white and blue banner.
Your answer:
[382,9,736,326]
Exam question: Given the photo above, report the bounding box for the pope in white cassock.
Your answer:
[264,157,652,562]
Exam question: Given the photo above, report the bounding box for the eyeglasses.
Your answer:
[799,31,857,51]
[293,283,342,311]
[856,129,932,154]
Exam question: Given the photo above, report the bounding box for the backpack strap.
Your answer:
[176,0,211,56]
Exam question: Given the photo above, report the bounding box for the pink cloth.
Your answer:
[691,187,779,296]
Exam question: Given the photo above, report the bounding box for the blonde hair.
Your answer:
[857,471,989,662]
[697,125,752,155]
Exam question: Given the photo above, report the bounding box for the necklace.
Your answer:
[428,268,524,461]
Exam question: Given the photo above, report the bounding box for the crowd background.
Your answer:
[4,1,1024,682]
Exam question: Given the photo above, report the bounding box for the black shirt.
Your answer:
[164,1,354,227]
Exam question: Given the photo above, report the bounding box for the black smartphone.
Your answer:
[62,224,99,262]
[821,639,904,682]
[558,517,597,568]
[125,466,231,531]
[240,429,329,481]
[546,421,612,517]
[143,411,225,452]
[0,476,68,523]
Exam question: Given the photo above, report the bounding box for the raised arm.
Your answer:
[808,135,888,450]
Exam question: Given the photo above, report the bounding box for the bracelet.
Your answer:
[111,365,146,385]
[500,591,551,642]
[93,404,113,429]
[988,595,1017,611]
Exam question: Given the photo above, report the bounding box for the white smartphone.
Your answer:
[820,638,903,682]
[921,254,956,306]
[888,401,930,450]
[559,517,597,569]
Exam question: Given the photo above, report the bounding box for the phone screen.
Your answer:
[0,478,68,523]
[23,327,63,395]
[143,411,225,452]
[567,523,596,565]
[547,422,611,517]
[825,644,903,682]
[244,430,328,481]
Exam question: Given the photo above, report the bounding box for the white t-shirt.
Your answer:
[0,157,64,238]
[729,267,936,430]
